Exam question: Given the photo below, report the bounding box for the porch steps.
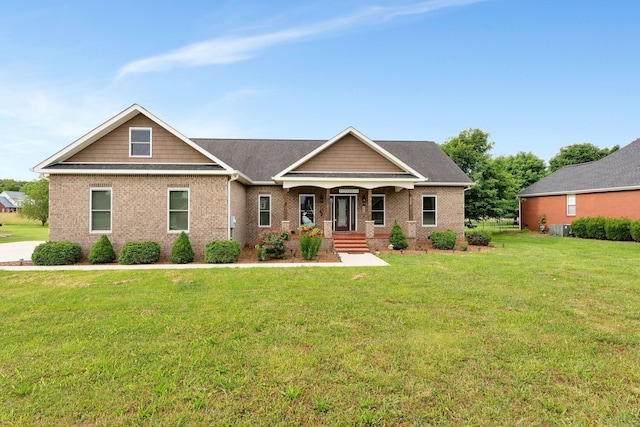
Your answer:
[333,233,370,254]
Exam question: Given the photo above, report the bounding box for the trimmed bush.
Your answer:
[171,231,195,264]
[585,216,606,240]
[255,229,290,260]
[205,240,241,264]
[466,229,492,246]
[430,230,457,250]
[389,220,408,250]
[88,235,116,264]
[631,220,640,242]
[570,217,588,238]
[32,241,82,266]
[604,218,632,241]
[119,241,161,265]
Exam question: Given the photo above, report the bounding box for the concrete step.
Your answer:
[333,234,370,253]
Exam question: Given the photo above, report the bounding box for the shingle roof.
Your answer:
[2,191,26,201]
[518,138,640,196]
[191,138,472,184]
[0,196,15,208]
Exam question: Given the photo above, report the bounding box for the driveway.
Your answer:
[0,241,45,263]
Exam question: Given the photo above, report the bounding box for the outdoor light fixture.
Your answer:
[319,194,324,203]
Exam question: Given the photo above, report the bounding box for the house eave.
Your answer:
[518,185,640,198]
[275,177,422,190]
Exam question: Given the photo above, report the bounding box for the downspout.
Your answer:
[228,172,239,240]
[518,197,522,231]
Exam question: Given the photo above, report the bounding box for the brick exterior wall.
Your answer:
[520,189,640,231]
[243,185,466,245]
[230,180,247,245]
[49,174,229,261]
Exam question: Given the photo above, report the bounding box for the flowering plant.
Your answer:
[255,228,291,260]
[297,226,323,260]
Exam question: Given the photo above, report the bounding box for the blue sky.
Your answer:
[2,0,639,181]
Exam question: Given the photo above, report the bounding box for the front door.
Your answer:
[334,196,352,232]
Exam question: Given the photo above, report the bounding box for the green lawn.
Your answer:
[0,213,48,243]
[1,233,639,425]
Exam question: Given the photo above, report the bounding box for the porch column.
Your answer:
[406,220,416,239]
[283,188,289,221]
[408,189,414,221]
[281,220,291,233]
[365,220,375,239]
[323,220,333,238]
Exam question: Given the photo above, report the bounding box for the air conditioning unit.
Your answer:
[549,224,570,237]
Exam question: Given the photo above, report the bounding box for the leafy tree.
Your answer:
[494,152,547,218]
[440,128,494,176]
[19,179,49,225]
[0,179,27,193]
[548,143,619,172]
[442,129,515,221]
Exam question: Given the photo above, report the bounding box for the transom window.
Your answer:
[259,195,271,227]
[422,195,437,226]
[90,188,111,232]
[130,127,152,157]
[168,189,189,232]
[371,195,385,226]
[566,194,576,216]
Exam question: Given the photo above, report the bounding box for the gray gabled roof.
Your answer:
[191,138,472,185]
[0,196,15,208]
[518,138,640,197]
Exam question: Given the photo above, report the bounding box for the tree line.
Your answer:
[1,178,49,225]
[440,129,619,222]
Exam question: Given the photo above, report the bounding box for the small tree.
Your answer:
[19,179,49,225]
[88,235,116,264]
[171,231,195,264]
[389,220,408,250]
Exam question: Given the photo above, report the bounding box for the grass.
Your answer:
[1,233,640,425]
[0,213,48,243]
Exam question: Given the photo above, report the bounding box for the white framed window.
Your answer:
[90,188,112,233]
[422,195,437,226]
[299,195,315,227]
[566,194,576,216]
[371,195,385,226]
[130,127,152,157]
[259,195,271,227]
[168,189,189,232]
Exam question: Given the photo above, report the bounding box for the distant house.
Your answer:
[0,191,26,213]
[33,104,472,258]
[518,138,640,230]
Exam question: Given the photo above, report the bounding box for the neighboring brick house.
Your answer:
[0,191,26,213]
[33,104,472,259]
[518,138,640,231]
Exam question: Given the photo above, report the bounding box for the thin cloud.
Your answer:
[116,0,485,79]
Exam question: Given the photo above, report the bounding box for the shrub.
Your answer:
[119,241,161,265]
[466,229,492,246]
[430,230,457,250]
[32,241,82,266]
[256,229,290,260]
[205,240,241,264]
[585,216,606,240]
[604,218,632,241]
[171,231,195,264]
[631,220,640,242]
[459,243,468,252]
[389,220,408,250]
[88,235,116,264]
[570,217,589,238]
[298,226,323,260]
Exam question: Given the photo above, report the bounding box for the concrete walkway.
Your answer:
[0,241,388,270]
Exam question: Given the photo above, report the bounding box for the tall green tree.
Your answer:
[495,152,548,218]
[0,179,27,193]
[441,129,515,221]
[548,143,619,172]
[19,179,49,226]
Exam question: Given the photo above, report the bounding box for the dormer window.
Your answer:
[130,127,152,157]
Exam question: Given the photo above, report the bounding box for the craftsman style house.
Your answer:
[518,137,640,230]
[33,104,472,258]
